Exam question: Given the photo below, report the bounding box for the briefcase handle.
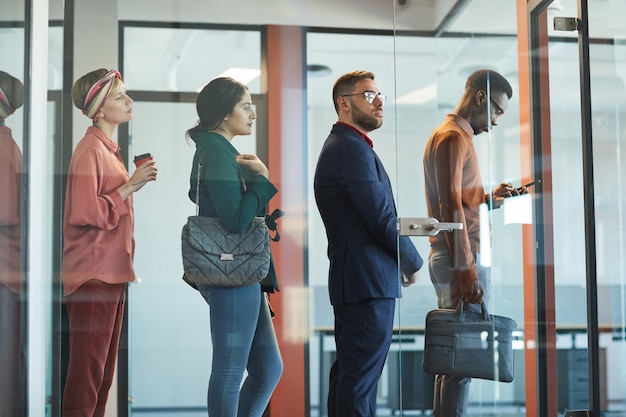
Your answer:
[455,299,490,321]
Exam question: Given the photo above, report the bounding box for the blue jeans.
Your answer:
[197,283,282,417]
[428,249,490,417]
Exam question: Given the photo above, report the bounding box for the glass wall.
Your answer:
[121,26,263,415]
[306,26,526,415]
[393,30,526,417]
[584,0,626,413]
[537,0,626,415]
[0,1,25,416]
[7,0,626,416]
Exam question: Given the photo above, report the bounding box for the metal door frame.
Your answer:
[527,1,601,415]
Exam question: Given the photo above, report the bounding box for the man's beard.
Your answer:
[351,102,382,132]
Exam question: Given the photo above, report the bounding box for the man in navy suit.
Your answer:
[314,70,423,417]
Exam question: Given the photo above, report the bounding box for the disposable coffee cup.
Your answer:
[133,153,153,168]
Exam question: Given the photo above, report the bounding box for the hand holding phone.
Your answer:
[516,179,540,193]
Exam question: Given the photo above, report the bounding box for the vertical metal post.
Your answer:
[528,2,552,415]
[576,0,601,415]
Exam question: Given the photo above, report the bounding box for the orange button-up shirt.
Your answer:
[62,126,134,295]
[423,114,485,277]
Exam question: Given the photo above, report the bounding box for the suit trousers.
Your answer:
[428,249,490,417]
[328,297,395,417]
[62,280,126,417]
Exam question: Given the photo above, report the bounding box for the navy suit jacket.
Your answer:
[314,123,423,305]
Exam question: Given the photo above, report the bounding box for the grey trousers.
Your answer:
[428,249,490,417]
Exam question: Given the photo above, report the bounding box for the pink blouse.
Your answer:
[0,126,22,293]
[62,126,135,295]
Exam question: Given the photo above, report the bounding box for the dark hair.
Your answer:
[466,69,513,99]
[186,77,248,140]
[0,70,25,113]
[332,70,375,113]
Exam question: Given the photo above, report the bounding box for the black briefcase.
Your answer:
[422,300,517,382]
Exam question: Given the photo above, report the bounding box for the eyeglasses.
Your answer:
[342,91,387,104]
[489,97,504,115]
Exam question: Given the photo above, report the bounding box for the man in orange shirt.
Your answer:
[423,69,524,417]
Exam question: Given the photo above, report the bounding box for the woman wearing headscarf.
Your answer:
[62,68,157,417]
[0,70,24,417]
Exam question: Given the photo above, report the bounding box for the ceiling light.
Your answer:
[548,0,563,12]
[217,67,261,85]
[396,83,438,105]
[307,64,332,77]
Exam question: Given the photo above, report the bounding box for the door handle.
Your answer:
[397,217,463,236]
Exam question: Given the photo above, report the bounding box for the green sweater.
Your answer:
[189,131,279,291]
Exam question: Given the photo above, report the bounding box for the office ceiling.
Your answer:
[115,0,625,37]
[4,0,626,114]
[113,0,626,113]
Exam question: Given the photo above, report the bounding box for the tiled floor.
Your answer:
[133,413,206,417]
[313,405,526,417]
[131,408,207,416]
[131,406,626,417]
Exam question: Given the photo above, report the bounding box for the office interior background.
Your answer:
[1,0,625,416]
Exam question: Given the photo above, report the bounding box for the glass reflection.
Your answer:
[1,0,26,413]
[9,0,623,415]
[0,69,24,417]
[590,69,626,415]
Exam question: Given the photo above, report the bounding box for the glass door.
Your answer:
[122,25,264,416]
[393,2,527,416]
[586,0,626,414]
[528,0,626,415]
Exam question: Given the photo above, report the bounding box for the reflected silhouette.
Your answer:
[0,70,24,417]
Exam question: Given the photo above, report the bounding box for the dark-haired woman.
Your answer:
[186,77,282,417]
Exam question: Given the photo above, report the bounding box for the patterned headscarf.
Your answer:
[0,87,14,119]
[82,69,122,122]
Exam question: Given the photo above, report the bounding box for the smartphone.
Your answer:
[133,153,153,168]
[516,179,540,192]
